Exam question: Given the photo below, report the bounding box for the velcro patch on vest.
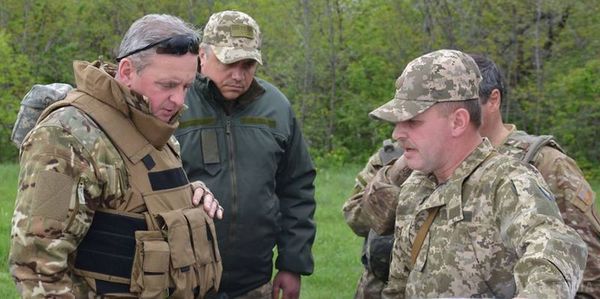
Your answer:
[148,167,188,191]
[142,155,156,170]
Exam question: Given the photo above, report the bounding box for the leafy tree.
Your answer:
[0,30,38,162]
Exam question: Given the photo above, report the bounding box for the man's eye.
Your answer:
[160,83,177,89]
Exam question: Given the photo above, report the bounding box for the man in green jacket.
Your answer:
[175,10,316,299]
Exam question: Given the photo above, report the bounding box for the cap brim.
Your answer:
[211,45,263,65]
[369,98,435,123]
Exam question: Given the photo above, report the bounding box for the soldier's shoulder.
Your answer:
[31,106,113,154]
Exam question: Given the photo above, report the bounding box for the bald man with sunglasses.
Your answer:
[10,14,223,298]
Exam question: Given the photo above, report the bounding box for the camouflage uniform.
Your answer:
[365,49,587,298]
[382,139,587,298]
[342,141,403,299]
[10,62,126,298]
[9,61,220,298]
[499,124,600,298]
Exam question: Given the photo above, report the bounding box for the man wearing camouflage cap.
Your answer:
[175,10,316,299]
[364,49,586,298]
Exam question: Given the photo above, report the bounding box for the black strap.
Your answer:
[74,210,147,279]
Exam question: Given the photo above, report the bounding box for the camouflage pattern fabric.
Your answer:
[369,49,481,123]
[343,147,386,237]
[354,269,386,299]
[202,10,263,65]
[342,141,406,299]
[232,281,272,299]
[10,61,138,298]
[10,106,126,298]
[383,139,587,298]
[499,125,600,299]
[11,83,73,147]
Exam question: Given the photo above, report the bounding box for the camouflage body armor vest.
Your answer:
[40,92,222,298]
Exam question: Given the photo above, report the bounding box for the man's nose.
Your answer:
[392,122,407,141]
[171,89,186,107]
[231,66,244,81]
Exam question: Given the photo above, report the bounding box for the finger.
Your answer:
[216,206,224,220]
[272,285,280,299]
[192,187,205,206]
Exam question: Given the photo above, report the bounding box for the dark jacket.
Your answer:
[175,75,316,296]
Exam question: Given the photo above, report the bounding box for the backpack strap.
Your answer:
[411,206,440,266]
[522,134,563,163]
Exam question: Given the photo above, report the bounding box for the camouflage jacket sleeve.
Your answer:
[342,150,383,237]
[9,111,112,298]
[500,171,587,298]
[360,157,412,235]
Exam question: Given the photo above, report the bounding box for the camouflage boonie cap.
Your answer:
[370,49,481,123]
[203,10,262,65]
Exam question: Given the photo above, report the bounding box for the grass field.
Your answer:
[0,162,598,298]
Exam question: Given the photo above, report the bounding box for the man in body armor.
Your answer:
[9,14,223,298]
[343,53,599,298]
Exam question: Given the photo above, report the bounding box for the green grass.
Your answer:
[0,163,19,299]
[1,162,598,298]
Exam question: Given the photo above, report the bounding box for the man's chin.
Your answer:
[222,91,243,100]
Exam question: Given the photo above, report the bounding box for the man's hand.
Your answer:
[191,181,223,219]
[272,270,301,299]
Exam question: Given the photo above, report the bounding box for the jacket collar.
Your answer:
[415,139,495,224]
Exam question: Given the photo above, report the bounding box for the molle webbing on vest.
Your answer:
[74,210,147,290]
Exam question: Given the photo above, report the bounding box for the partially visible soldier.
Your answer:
[472,53,600,298]
[10,14,223,298]
[342,140,404,299]
[344,52,600,298]
[364,49,587,298]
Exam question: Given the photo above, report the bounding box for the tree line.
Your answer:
[1,0,599,176]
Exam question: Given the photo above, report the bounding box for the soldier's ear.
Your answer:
[117,58,135,87]
[488,89,501,111]
[450,108,470,137]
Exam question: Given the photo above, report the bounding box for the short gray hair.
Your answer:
[118,14,199,72]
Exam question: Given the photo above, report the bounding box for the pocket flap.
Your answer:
[143,240,170,273]
[183,208,216,265]
[157,209,195,268]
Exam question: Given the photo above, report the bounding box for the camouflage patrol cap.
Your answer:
[203,10,263,65]
[369,49,481,122]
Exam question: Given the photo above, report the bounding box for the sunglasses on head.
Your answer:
[116,34,200,62]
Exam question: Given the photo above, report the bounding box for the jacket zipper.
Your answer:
[225,118,238,242]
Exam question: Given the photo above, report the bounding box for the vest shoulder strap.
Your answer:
[42,91,154,164]
[510,132,564,164]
